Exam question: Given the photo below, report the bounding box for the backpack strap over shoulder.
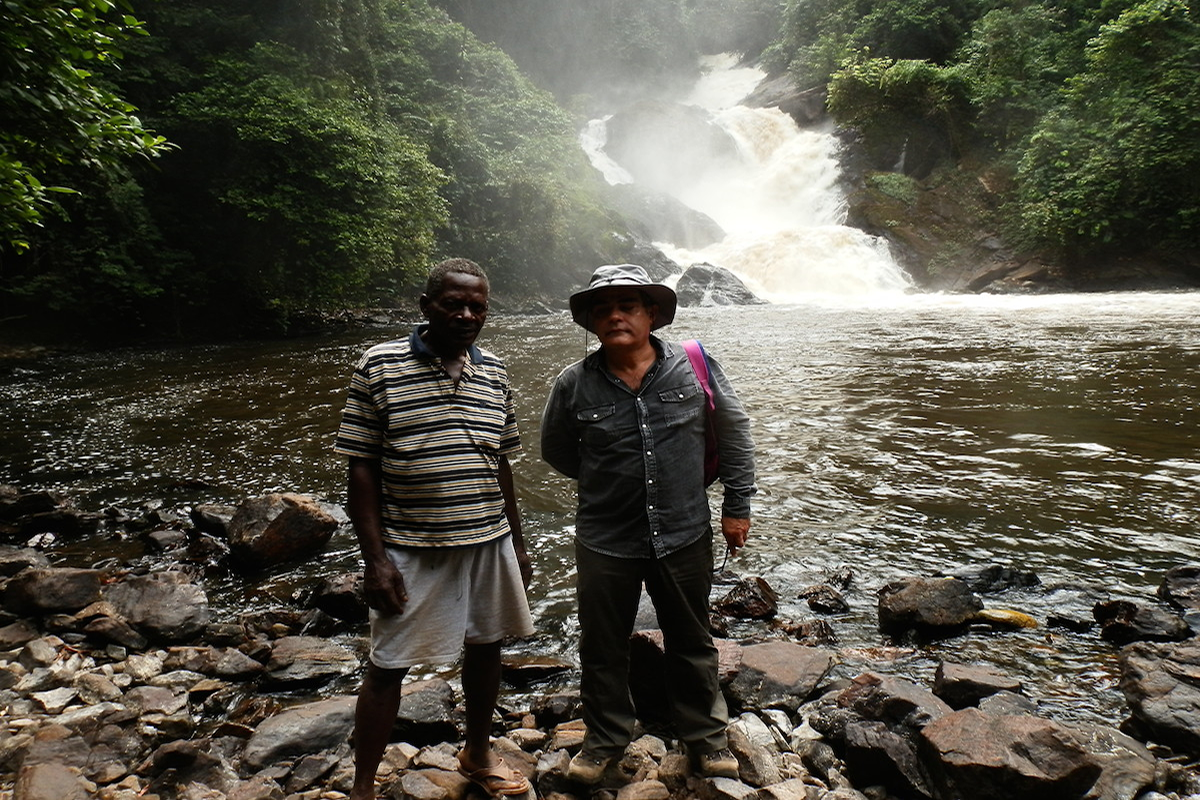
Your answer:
[682,339,715,412]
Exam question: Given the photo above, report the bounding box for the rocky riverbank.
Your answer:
[2,485,1200,800]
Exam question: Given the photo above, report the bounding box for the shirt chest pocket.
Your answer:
[659,382,704,427]
[577,403,620,446]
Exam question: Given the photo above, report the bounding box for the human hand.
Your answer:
[721,517,750,556]
[363,558,408,616]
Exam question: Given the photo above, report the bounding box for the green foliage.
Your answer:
[3,0,619,338]
[0,0,169,251]
[773,0,980,87]
[168,44,448,311]
[1014,0,1200,252]
[829,55,972,156]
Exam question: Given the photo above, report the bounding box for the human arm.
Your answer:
[539,373,582,479]
[347,456,408,615]
[498,455,533,587]
[708,354,756,554]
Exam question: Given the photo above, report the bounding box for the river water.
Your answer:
[3,291,1200,724]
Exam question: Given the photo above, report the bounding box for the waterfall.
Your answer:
[581,55,912,303]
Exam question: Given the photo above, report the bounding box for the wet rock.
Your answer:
[395,678,461,746]
[0,619,39,648]
[726,642,836,714]
[838,673,953,734]
[241,694,356,770]
[978,690,1038,716]
[675,263,766,307]
[226,493,339,571]
[13,762,96,800]
[1093,600,1190,645]
[103,571,210,643]
[137,738,239,794]
[842,720,929,798]
[942,563,1040,593]
[1118,637,1200,755]
[80,609,149,651]
[144,528,188,554]
[1158,565,1200,611]
[0,544,50,576]
[755,778,820,800]
[501,655,573,686]
[727,713,782,786]
[798,584,850,615]
[714,577,780,620]
[877,577,983,636]
[743,73,828,127]
[918,708,1102,800]
[4,568,104,615]
[530,690,583,727]
[190,503,237,537]
[308,571,367,622]
[703,776,761,799]
[1068,722,1156,800]
[617,778,671,800]
[933,661,1023,709]
[261,635,358,689]
[770,618,839,647]
[163,645,265,681]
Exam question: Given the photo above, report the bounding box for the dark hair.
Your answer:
[425,258,489,297]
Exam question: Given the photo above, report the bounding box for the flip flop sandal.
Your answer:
[457,755,531,798]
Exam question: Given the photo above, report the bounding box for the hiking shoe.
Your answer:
[566,751,611,784]
[697,748,739,779]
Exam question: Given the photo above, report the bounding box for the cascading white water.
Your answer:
[582,55,912,302]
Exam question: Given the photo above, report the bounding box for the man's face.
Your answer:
[589,287,656,348]
[420,272,489,353]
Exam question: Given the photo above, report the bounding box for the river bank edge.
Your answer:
[3,486,1200,800]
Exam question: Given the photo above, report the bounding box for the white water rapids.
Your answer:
[579,55,912,302]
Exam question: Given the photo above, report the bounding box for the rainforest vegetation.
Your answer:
[2,0,1197,339]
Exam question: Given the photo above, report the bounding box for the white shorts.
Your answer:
[369,537,535,669]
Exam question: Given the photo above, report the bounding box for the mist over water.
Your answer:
[582,55,911,301]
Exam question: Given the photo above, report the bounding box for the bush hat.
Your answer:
[569,264,677,332]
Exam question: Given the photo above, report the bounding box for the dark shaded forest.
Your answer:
[2,0,1198,341]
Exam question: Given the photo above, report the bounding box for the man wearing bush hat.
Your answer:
[541,263,757,784]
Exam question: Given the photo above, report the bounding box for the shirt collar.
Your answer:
[409,323,484,364]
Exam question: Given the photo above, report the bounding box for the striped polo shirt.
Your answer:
[334,324,521,548]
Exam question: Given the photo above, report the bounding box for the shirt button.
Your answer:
[652,531,659,536]
[678,393,684,398]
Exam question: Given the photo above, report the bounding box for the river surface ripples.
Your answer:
[3,291,1199,722]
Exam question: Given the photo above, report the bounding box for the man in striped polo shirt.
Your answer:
[335,259,534,800]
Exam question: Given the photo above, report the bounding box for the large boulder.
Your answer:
[1119,637,1200,755]
[742,75,827,128]
[103,571,210,642]
[675,264,766,307]
[226,493,339,571]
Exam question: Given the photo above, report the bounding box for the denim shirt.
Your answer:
[540,336,756,559]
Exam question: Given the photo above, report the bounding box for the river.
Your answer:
[3,291,1200,724]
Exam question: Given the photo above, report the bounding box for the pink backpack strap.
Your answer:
[682,339,714,412]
